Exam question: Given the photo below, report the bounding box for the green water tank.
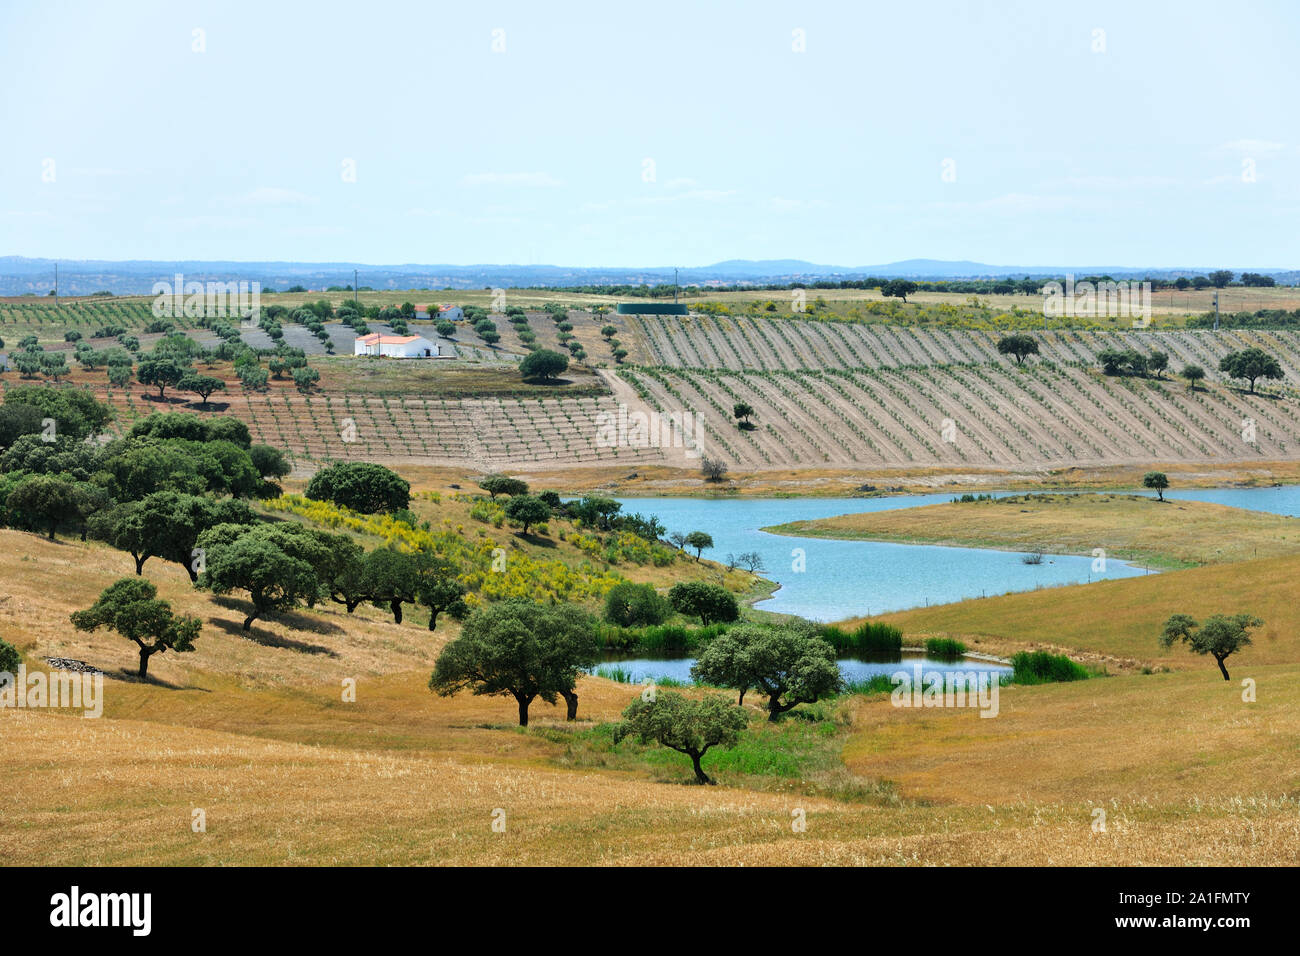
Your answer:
[615,302,688,315]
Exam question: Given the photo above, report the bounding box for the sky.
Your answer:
[2,0,1299,269]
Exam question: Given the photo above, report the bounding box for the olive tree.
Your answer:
[503,494,550,534]
[5,474,80,540]
[1143,471,1169,501]
[613,691,747,785]
[1219,348,1283,394]
[197,523,329,630]
[305,461,410,514]
[684,530,714,561]
[668,581,739,625]
[996,334,1039,365]
[478,474,529,499]
[429,599,599,725]
[693,621,843,721]
[1160,613,1260,680]
[70,577,201,679]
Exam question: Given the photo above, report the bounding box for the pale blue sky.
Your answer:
[3,0,1298,268]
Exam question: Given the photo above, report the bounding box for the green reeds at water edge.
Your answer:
[924,636,968,659]
[596,622,729,655]
[817,621,904,656]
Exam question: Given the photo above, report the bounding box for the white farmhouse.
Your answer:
[353,333,449,358]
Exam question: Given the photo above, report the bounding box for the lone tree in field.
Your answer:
[178,373,225,405]
[70,577,201,679]
[693,621,843,721]
[1160,612,1260,680]
[137,358,186,400]
[881,279,918,303]
[430,599,599,725]
[732,402,756,429]
[478,474,528,499]
[996,333,1039,365]
[700,456,728,482]
[684,530,714,561]
[1146,350,1170,379]
[504,493,550,534]
[305,461,410,514]
[519,348,569,382]
[614,691,748,785]
[1182,364,1206,391]
[1219,348,1283,394]
[1143,471,1169,501]
[668,580,739,624]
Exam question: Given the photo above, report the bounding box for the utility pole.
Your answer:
[1213,290,1220,331]
[354,269,359,310]
[674,267,678,304]
[54,262,58,306]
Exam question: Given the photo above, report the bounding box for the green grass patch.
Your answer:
[544,703,898,803]
[819,621,903,656]
[1009,650,1091,684]
[596,622,727,655]
[924,636,968,659]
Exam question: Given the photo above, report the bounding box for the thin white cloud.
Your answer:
[633,188,737,205]
[232,187,320,206]
[769,196,829,211]
[1060,175,1179,189]
[460,171,562,187]
[1219,139,1284,154]
[926,192,1104,214]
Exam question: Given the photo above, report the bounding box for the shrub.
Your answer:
[925,637,967,659]
[819,621,903,656]
[603,581,671,628]
[519,349,569,381]
[305,461,410,514]
[1010,650,1090,684]
[0,637,21,674]
[668,581,739,624]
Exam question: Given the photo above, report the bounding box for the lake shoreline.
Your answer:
[760,491,1300,571]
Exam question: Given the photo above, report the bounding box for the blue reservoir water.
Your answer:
[597,653,1012,687]
[614,494,1149,621]
[1136,485,1300,515]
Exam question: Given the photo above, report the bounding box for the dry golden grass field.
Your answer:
[3,518,1298,866]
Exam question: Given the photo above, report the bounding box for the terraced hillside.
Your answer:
[609,317,1300,471]
[7,304,1299,475]
[82,385,684,471]
[632,313,1300,376]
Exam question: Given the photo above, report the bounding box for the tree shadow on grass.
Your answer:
[209,596,346,637]
[514,532,556,548]
[108,668,212,692]
[207,616,340,657]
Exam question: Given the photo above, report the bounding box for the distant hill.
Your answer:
[0,255,1294,296]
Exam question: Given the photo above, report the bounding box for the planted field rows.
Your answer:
[633,316,1300,381]
[83,383,675,470]
[617,365,1300,469]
